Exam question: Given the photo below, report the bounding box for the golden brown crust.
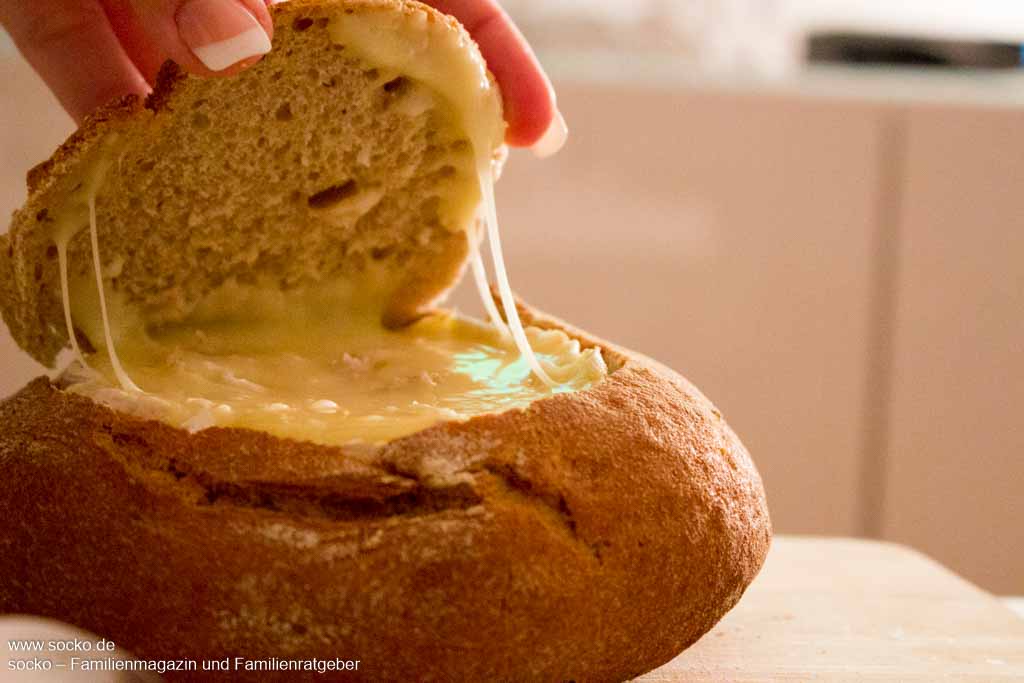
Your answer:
[25,95,144,197]
[0,306,770,682]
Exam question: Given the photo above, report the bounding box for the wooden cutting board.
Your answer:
[641,536,1024,682]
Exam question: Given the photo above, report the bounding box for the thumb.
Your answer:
[129,0,274,76]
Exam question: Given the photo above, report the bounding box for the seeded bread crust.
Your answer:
[1,0,498,366]
[0,301,771,682]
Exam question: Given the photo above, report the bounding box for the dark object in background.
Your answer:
[808,33,1022,68]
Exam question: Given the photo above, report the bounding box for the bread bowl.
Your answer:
[0,1,771,680]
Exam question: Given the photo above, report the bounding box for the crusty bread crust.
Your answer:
[0,302,770,682]
[1,0,496,366]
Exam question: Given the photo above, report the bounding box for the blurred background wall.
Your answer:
[1,2,1022,593]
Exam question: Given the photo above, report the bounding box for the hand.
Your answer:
[0,0,563,151]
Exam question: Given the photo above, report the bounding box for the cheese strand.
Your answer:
[56,240,87,366]
[477,165,556,387]
[88,194,142,393]
[468,224,511,339]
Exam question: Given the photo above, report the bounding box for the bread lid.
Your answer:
[0,0,505,367]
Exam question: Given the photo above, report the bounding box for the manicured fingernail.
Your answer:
[176,0,271,72]
[531,110,568,158]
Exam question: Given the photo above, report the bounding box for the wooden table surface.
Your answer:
[642,536,1024,681]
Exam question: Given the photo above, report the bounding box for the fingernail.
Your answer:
[531,110,569,158]
[177,0,271,72]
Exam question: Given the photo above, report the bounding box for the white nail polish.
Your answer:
[192,25,271,72]
[532,111,569,158]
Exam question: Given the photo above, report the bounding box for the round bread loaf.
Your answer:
[0,1,770,680]
[0,304,770,682]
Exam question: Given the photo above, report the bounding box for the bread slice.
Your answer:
[0,300,770,682]
[1,0,497,366]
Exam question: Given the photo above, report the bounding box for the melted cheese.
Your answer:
[48,10,606,446]
[86,194,140,392]
[64,299,605,445]
[47,134,137,391]
[329,10,556,385]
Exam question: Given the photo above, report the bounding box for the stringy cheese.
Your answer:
[328,10,557,385]
[46,9,607,446]
[63,302,605,445]
[86,194,140,392]
[48,134,134,386]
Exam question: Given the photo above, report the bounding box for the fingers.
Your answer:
[100,0,171,83]
[0,0,150,124]
[425,0,565,153]
[0,0,272,124]
[122,0,273,78]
